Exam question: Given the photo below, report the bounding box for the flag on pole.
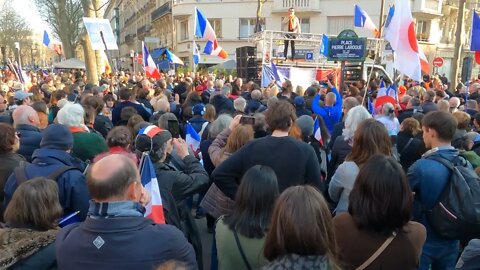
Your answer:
[100,50,112,76]
[354,5,380,37]
[193,40,200,65]
[375,79,397,113]
[165,49,184,65]
[138,126,166,224]
[471,11,480,51]
[185,122,201,153]
[142,41,161,80]
[42,30,62,55]
[195,8,228,59]
[314,117,323,145]
[43,30,51,47]
[384,0,423,82]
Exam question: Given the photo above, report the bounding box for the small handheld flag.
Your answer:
[314,117,323,145]
[185,122,201,153]
[138,126,166,224]
[142,42,161,80]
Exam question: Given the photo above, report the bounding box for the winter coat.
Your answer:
[210,95,234,116]
[0,153,25,204]
[396,131,425,172]
[3,148,90,221]
[208,128,232,167]
[94,114,114,138]
[55,217,197,270]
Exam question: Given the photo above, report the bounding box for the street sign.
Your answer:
[433,57,444,68]
[305,52,313,61]
[327,29,366,62]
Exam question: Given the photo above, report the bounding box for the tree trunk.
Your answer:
[452,0,466,88]
[81,0,98,84]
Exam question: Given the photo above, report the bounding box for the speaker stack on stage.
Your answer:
[236,46,258,81]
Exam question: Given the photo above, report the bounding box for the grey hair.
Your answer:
[342,105,372,141]
[234,97,246,112]
[209,114,233,139]
[57,103,85,127]
[158,112,178,129]
[381,103,395,119]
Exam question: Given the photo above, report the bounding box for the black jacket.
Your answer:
[210,95,234,116]
[327,122,344,152]
[56,217,197,270]
[154,155,209,270]
[396,131,425,173]
[94,114,114,138]
[398,107,423,124]
[421,101,438,115]
[212,136,323,199]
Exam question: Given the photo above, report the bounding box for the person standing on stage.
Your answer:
[282,7,301,61]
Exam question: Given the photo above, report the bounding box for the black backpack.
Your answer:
[425,156,480,240]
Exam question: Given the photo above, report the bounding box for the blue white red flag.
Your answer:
[185,122,201,153]
[142,42,161,80]
[195,8,228,59]
[314,117,323,145]
[354,5,379,37]
[138,126,166,224]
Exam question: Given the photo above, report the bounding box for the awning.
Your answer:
[53,58,86,69]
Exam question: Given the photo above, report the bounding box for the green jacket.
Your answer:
[215,217,268,270]
[460,150,480,168]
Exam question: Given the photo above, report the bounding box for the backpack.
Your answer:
[425,155,480,240]
[13,162,79,187]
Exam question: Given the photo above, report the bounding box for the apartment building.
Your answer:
[105,0,478,79]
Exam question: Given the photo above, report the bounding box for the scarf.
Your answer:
[289,16,297,31]
[0,227,58,269]
[88,200,145,219]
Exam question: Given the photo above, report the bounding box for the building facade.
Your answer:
[105,0,478,80]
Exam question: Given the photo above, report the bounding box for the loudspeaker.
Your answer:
[236,46,257,81]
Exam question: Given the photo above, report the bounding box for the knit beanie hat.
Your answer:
[40,124,74,150]
[296,115,314,137]
[192,104,206,116]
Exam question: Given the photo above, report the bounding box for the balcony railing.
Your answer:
[272,0,320,13]
[151,2,172,22]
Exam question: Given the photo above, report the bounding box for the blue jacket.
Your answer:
[17,124,42,162]
[3,148,90,221]
[211,95,234,116]
[311,88,343,134]
[55,217,197,270]
[407,146,460,244]
[189,116,208,134]
[245,99,266,114]
[112,101,152,125]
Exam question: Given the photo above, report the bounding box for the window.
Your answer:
[239,18,265,38]
[300,18,310,33]
[180,20,189,41]
[327,16,354,35]
[416,20,429,42]
[208,19,222,38]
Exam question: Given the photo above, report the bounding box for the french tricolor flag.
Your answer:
[314,117,323,146]
[139,126,166,224]
[354,5,379,38]
[42,30,62,55]
[142,42,161,80]
[195,8,228,59]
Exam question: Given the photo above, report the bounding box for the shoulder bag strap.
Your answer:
[356,232,397,270]
[399,138,414,156]
[232,227,252,270]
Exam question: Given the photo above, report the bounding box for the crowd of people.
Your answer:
[0,67,480,270]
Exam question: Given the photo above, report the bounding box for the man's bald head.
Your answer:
[325,92,337,106]
[87,154,139,201]
[12,105,39,128]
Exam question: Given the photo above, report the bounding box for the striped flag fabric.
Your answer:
[354,5,379,37]
[384,0,423,82]
[375,79,397,113]
[142,41,161,80]
[314,117,323,145]
[193,40,200,65]
[43,30,63,55]
[185,122,201,153]
[165,49,184,65]
[138,126,166,224]
[195,8,228,59]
